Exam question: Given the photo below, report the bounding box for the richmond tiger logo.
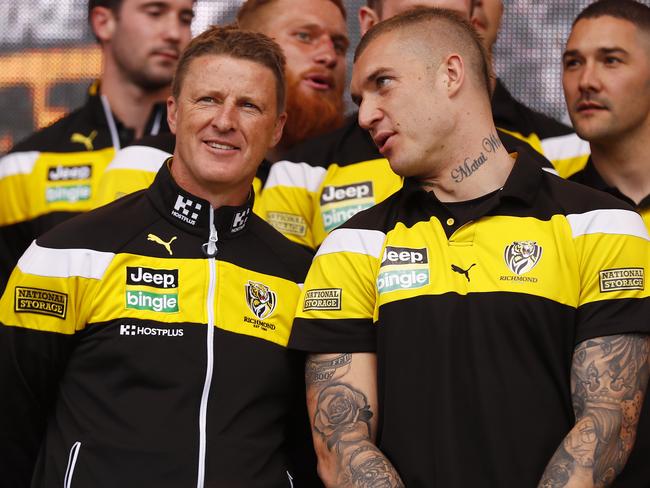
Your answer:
[245,281,277,320]
[504,241,542,275]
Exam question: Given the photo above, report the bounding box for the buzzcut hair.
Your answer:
[355,7,491,96]
[88,0,122,18]
[574,0,650,32]
[237,0,346,29]
[171,26,287,113]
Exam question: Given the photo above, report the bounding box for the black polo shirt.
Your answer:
[290,148,650,487]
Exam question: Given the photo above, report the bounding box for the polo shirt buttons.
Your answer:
[446,218,455,226]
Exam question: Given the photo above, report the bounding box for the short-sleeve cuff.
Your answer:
[289,318,376,353]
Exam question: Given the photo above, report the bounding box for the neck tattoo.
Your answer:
[450,132,502,183]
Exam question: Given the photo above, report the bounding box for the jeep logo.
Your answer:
[47,164,92,181]
[381,246,428,266]
[126,267,178,289]
[320,182,374,204]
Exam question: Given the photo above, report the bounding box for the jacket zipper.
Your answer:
[197,207,218,488]
[63,441,81,488]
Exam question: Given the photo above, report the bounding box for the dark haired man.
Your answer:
[0,0,194,294]
[290,8,650,487]
[563,1,650,485]
[0,26,314,488]
[471,0,591,176]
[259,0,555,252]
[95,0,348,210]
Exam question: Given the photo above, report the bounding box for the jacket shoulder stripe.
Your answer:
[0,151,40,179]
[18,242,115,279]
[106,145,170,172]
[316,228,386,258]
[540,133,591,161]
[263,160,326,192]
[567,209,650,240]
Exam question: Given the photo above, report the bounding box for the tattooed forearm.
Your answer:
[449,132,502,183]
[306,354,352,384]
[538,334,650,488]
[307,354,404,487]
[348,445,405,488]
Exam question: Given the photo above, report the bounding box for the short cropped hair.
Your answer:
[355,7,491,96]
[237,0,346,29]
[88,0,122,18]
[172,26,287,113]
[574,0,650,32]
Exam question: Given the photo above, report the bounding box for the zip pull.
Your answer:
[202,207,219,257]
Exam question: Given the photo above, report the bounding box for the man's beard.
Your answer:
[279,72,345,151]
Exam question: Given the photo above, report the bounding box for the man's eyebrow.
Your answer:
[563,46,629,59]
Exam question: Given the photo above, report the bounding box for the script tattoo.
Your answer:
[538,334,650,488]
[306,353,352,383]
[450,132,502,183]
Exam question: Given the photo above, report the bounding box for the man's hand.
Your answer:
[538,334,650,488]
[306,353,404,487]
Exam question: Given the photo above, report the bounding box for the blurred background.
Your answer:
[1,0,648,154]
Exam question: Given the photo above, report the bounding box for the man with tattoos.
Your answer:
[562,1,650,485]
[289,7,650,487]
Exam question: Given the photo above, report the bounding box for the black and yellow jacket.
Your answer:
[93,132,270,216]
[290,148,650,487]
[0,83,168,294]
[0,162,314,488]
[492,78,590,176]
[259,115,556,250]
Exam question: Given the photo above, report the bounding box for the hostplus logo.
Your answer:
[119,324,184,337]
[172,195,202,226]
[377,246,430,294]
[125,266,179,313]
[320,182,374,232]
[231,208,250,233]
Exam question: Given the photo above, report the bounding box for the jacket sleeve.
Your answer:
[0,241,103,485]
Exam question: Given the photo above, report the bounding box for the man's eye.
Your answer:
[242,102,260,111]
[144,7,164,17]
[376,77,392,88]
[563,59,580,69]
[604,57,621,66]
[334,40,348,55]
[199,97,216,103]
[179,11,194,25]
[295,31,312,43]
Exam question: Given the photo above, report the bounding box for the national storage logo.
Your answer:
[15,286,68,319]
[599,268,645,293]
[320,182,374,232]
[125,266,179,313]
[377,246,430,294]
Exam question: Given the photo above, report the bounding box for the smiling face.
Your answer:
[167,54,286,203]
[563,16,650,145]
[105,0,194,91]
[351,31,454,178]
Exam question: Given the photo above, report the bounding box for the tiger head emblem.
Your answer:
[504,240,542,276]
[245,281,277,320]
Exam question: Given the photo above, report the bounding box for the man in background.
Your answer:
[563,1,650,485]
[94,0,349,209]
[472,0,590,175]
[0,0,194,294]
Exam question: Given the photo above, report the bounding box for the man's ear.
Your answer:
[443,54,465,97]
[167,96,178,134]
[270,112,287,148]
[358,6,380,36]
[89,6,117,44]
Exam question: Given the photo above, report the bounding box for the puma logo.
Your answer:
[147,234,177,256]
[451,263,476,282]
[70,130,97,150]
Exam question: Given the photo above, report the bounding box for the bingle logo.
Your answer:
[320,182,374,205]
[172,195,202,226]
[47,164,92,181]
[378,246,430,293]
[231,208,250,233]
[381,246,428,266]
